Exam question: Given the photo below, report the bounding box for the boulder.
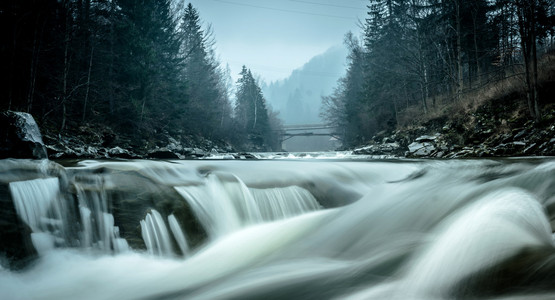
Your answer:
[183,148,206,158]
[148,147,183,159]
[0,111,47,159]
[107,147,137,159]
[408,142,436,156]
[0,182,38,269]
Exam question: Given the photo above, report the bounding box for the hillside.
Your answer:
[353,53,555,158]
[263,45,347,125]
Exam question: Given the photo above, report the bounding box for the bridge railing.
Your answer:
[280,124,337,131]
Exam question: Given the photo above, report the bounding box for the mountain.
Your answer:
[262,45,347,125]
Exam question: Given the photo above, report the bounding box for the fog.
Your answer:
[186,0,367,82]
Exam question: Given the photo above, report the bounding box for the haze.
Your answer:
[186,0,368,82]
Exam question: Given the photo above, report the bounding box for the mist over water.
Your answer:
[1,157,555,299]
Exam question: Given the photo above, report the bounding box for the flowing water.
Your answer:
[0,156,555,299]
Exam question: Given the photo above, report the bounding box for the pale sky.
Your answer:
[185,0,368,83]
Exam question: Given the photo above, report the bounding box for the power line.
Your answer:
[288,0,363,10]
[209,0,356,20]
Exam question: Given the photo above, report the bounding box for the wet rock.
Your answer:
[0,182,38,269]
[353,145,376,155]
[182,148,206,158]
[148,147,183,159]
[415,134,439,143]
[107,147,138,159]
[234,152,258,159]
[408,142,436,157]
[166,137,184,153]
[0,111,47,159]
[45,144,66,158]
[353,141,403,156]
[513,129,528,140]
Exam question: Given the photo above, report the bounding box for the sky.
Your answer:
[185,0,368,83]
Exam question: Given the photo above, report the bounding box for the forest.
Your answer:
[0,1,281,152]
[2,1,555,155]
[322,0,555,148]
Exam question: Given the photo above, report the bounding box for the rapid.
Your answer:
[0,156,554,299]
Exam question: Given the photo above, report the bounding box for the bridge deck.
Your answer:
[281,124,336,131]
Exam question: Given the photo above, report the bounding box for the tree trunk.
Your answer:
[61,2,71,132]
[472,9,481,87]
[252,92,258,131]
[108,0,116,115]
[455,0,463,102]
[26,18,47,114]
[517,0,538,120]
[531,11,540,121]
[82,46,94,122]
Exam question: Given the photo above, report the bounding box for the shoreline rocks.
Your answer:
[352,107,555,159]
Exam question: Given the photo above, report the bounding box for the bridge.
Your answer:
[280,123,341,142]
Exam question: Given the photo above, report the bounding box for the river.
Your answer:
[1,155,554,299]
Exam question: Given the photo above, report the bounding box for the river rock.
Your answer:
[148,147,183,159]
[415,134,439,143]
[0,182,38,269]
[408,141,436,156]
[353,142,402,155]
[0,111,47,159]
[183,148,206,158]
[107,147,137,159]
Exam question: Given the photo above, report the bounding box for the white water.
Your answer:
[74,176,128,253]
[140,209,174,257]
[9,178,66,253]
[175,173,322,239]
[1,157,555,299]
[168,214,190,257]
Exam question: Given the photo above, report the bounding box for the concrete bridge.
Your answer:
[281,123,341,141]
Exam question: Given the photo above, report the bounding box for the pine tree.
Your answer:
[180,3,227,137]
[234,66,273,149]
[113,0,183,134]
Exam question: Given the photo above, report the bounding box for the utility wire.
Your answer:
[288,0,363,10]
[209,0,356,20]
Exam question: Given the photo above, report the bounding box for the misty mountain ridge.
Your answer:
[263,45,347,125]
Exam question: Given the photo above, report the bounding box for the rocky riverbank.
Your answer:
[3,105,554,161]
[40,122,240,160]
[353,102,555,158]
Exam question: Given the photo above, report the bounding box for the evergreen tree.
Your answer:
[321,33,366,147]
[324,0,554,147]
[234,66,274,149]
[113,0,183,134]
[180,3,227,137]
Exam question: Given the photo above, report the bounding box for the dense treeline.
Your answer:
[322,0,555,147]
[0,1,279,151]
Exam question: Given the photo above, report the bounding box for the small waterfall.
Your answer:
[175,173,321,239]
[9,177,66,253]
[139,211,191,257]
[9,176,128,254]
[74,176,129,253]
[250,186,321,221]
[140,210,173,256]
[168,214,190,257]
[175,175,244,239]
